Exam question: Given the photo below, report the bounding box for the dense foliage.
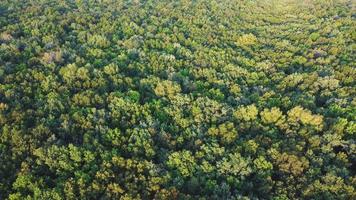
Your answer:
[0,0,355,199]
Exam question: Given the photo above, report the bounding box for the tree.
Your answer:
[167,151,197,178]
[233,104,258,122]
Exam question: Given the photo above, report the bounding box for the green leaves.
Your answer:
[0,0,354,199]
[309,32,320,41]
[208,122,238,144]
[154,80,181,99]
[167,151,197,178]
[217,153,251,177]
[233,104,258,122]
[87,34,110,48]
[253,156,273,171]
[287,106,324,131]
[260,107,285,126]
[236,33,258,46]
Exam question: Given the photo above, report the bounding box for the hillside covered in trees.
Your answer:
[0,0,355,199]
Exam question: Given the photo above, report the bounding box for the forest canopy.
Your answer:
[0,0,355,199]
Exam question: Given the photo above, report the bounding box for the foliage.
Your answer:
[0,0,355,199]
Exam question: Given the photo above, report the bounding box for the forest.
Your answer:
[0,0,355,199]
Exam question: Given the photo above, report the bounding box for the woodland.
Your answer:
[0,0,355,199]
